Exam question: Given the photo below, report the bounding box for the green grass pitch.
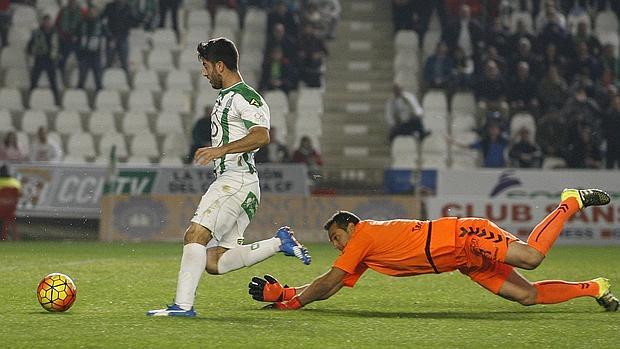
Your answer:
[1,242,618,348]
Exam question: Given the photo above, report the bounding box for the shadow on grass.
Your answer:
[301,308,596,320]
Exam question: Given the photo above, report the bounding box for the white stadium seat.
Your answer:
[165,70,193,92]
[394,30,418,51]
[55,110,83,134]
[422,89,448,115]
[214,8,239,31]
[21,110,48,134]
[151,29,178,48]
[595,10,619,35]
[161,90,191,113]
[99,132,129,158]
[126,155,152,164]
[391,135,418,169]
[88,111,118,135]
[121,112,151,135]
[102,68,130,92]
[510,113,537,141]
[130,132,160,157]
[162,133,188,158]
[194,89,220,116]
[0,109,15,132]
[133,69,161,91]
[66,132,97,158]
[187,9,211,29]
[147,48,175,72]
[155,112,185,135]
[95,89,124,112]
[510,11,534,33]
[3,68,30,89]
[29,88,58,112]
[451,92,476,116]
[128,89,157,113]
[0,87,24,111]
[62,89,91,112]
[296,88,323,114]
[0,46,28,69]
[451,113,476,133]
[262,90,289,114]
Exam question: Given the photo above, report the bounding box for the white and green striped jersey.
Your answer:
[210,81,270,176]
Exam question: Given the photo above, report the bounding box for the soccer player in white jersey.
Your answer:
[147,38,311,317]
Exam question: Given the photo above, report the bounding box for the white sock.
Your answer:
[174,243,207,310]
[217,237,281,274]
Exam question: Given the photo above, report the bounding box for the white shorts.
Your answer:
[190,172,260,249]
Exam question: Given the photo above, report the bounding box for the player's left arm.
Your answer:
[194,126,269,165]
[267,267,346,310]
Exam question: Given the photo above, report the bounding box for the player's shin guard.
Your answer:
[534,280,599,304]
[174,243,207,310]
[217,238,281,274]
[526,198,579,256]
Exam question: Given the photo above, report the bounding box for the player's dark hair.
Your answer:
[197,38,239,71]
[323,211,360,231]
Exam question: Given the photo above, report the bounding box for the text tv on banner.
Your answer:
[100,195,421,242]
[12,163,309,219]
[427,169,620,244]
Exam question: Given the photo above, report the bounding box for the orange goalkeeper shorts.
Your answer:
[454,218,520,294]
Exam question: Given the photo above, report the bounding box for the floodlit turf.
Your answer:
[0,242,618,348]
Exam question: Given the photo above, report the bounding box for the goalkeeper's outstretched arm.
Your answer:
[296,267,345,305]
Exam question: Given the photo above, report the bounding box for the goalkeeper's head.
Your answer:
[324,211,360,251]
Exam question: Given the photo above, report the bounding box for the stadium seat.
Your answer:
[393,52,419,74]
[63,155,88,164]
[0,109,15,132]
[214,8,240,31]
[162,133,188,158]
[151,28,178,48]
[185,29,210,53]
[595,10,619,35]
[128,28,150,52]
[147,48,175,72]
[423,89,448,115]
[421,134,447,168]
[194,89,219,116]
[451,113,476,133]
[66,132,97,158]
[155,112,185,135]
[35,1,59,20]
[450,130,478,169]
[69,67,98,90]
[126,155,152,164]
[510,113,536,141]
[95,89,124,112]
[55,110,83,134]
[159,155,185,165]
[394,69,419,94]
[121,112,151,135]
[244,8,267,31]
[451,92,476,116]
[0,88,24,112]
[62,89,91,112]
[88,111,118,135]
[0,46,28,69]
[424,113,448,133]
[394,30,418,51]
[295,114,322,138]
[270,111,288,139]
[241,30,266,54]
[567,12,591,35]
[161,90,191,113]
[262,90,289,114]
[15,131,29,153]
[99,132,129,158]
[102,68,130,92]
[211,27,236,41]
[391,136,418,169]
[133,69,161,91]
[12,4,38,27]
[130,132,160,157]
[128,47,146,71]
[165,70,193,92]
[422,31,441,59]
[187,9,211,29]
[3,68,30,89]
[7,27,30,49]
[21,110,48,134]
[29,88,58,112]
[296,87,323,114]
[128,89,157,113]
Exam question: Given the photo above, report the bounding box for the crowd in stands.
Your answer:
[392,0,620,169]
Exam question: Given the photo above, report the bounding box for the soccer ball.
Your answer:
[36,273,77,312]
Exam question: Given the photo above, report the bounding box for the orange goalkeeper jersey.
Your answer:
[333,218,459,287]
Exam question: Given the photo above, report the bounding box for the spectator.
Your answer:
[317,0,340,40]
[474,60,508,120]
[537,65,569,112]
[508,127,542,168]
[535,1,566,33]
[508,61,539,112]
[423,41,454,90]
[509,19,536,53]
[255,127,290,163]
[600,43,618,79]
[158,0,182,42]
[481,45,507,75]
[603,95,620,169]
[101,0,137,81]
[77,5,104,91]
[260,47,293,93]
[537,110,568,159]
[452,45,473,89]
[385,83,429,142]
[267,0,298,39]
[130,0,159,31]
[29,127,63,163]
[265,23,297,64]
[445,4,483,59]
[55,0,83,86]
[472,121,508,168]
[538,11,571,58]
[541,43,567,77]
[392,0,413,33]
[560,85,601,131]
[568,41,600,82]
[301,2,323,34]
[593,68,617,111]
[571,21,601,57]
[485,17,511,59]
[565,123,602,168]
[292,135,323,178]
[510,37,541,79]
[188,105,212,163]
[0,132,27,162]
[297,24,327,87]
[0,0,10,48]
[27,15,61,106]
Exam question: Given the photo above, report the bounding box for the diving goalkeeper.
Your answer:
[248,188,619,311]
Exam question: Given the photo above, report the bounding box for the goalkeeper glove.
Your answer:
[262,297,303,310]
[248,274,296,302]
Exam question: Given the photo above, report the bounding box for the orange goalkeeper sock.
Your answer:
[534,280,599,304]
[527,198,580,255]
